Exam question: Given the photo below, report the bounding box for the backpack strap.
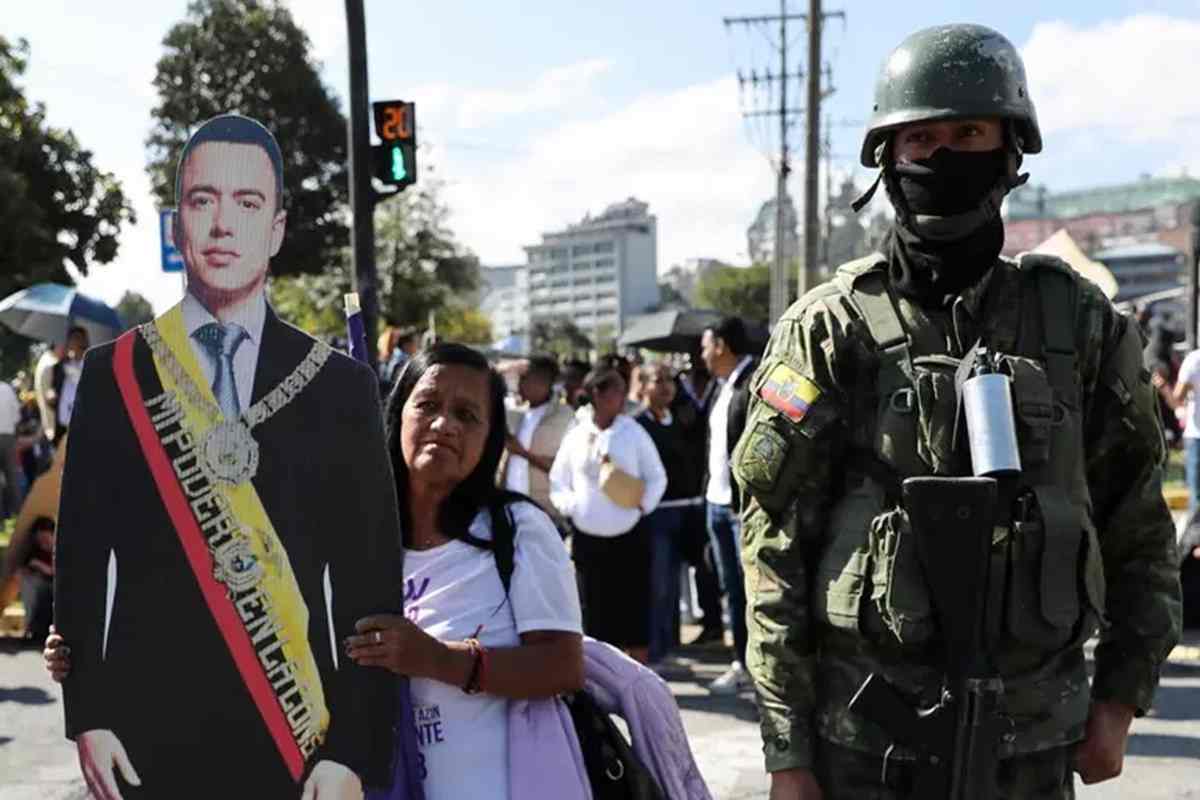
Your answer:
[834,265,912,397]
[488,501,517,596]
[1019,253,1079,406]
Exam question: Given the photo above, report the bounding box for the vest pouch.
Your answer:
[912,355,964,475]
[996,355,1056,468]
[1005,486,1084,650]
[866,506,935,646]
[815,480,883,633]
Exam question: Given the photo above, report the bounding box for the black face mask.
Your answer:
[885,148,1010,305]
[893,148,1009,217]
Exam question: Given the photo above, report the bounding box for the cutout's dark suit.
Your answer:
[55,306,401,797]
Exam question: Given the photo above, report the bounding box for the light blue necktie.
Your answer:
[194,322,249,418]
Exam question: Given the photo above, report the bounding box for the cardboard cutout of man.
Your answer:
[54,115,400,799]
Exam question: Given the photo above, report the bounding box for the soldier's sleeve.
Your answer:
[733,298,847,772]
[1085,303,1182,714]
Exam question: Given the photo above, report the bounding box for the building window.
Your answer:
[572,244,593,256]
[595,258,614,268]
[594,241,615,254]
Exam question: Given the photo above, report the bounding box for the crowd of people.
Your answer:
[0,326,89,645]
[386,315,767,693]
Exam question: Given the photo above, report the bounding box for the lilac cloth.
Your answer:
[508,697,592,800]
[582,638,714,800]
[365,678,426,800]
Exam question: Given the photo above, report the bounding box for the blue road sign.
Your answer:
[160,209,184,273]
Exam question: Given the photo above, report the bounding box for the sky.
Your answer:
[7,0,1200,312]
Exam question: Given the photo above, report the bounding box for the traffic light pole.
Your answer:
[346,0,380,369]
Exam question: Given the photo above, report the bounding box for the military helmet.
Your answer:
[859,24,1042,167]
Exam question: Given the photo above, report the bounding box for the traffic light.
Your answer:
[371,100,417,189]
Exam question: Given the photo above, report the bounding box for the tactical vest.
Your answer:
[814,253,1107,674]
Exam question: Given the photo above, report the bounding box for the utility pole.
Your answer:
[345,0,380,369]
[724,5,805,325]
[725,2,842,324]
[803,0,843,297]
[822,111,832,269]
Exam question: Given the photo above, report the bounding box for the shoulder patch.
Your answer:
[759,363,821,422]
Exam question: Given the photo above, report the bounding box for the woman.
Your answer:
[550,367,666,663]
[634,363,704,666]
[46,343,584,800]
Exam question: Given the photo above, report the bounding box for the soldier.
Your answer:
[732,24,1182,800]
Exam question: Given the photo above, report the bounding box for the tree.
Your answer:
[530,317,592,359]
[0,37,134,300]
[116,291,156,330]
[654,281,688,311]
[695,264,774,324]
[267,270,347,338]
[436,306,492,345]
[374,180,480,329]
[145,0,348,278]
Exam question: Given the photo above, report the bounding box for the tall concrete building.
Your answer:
[524,198,660,336]
[479,263,530,349]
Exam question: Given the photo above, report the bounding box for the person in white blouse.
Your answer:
[550,366,667,663]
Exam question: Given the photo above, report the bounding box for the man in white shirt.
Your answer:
[34,344,62,441]
[0,379,25,516]
[1172,347,1200,515]
[499,356,575,526]
[700,317,758,695]
[53,327,89,442]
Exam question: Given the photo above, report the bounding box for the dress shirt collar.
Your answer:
[182,290,267,346]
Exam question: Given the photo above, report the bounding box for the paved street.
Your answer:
[4,634,1200,800]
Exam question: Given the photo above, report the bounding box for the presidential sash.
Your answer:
[112,306,330,781]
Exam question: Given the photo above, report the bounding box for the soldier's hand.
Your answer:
[768,768,824,800]
[1073,700,1136,784]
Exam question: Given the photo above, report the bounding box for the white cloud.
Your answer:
[1022,14,1200,144]
[430,76,775,272]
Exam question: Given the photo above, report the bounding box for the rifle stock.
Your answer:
[847,477,1005,800]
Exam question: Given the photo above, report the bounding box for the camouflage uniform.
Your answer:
[732,24,1182,800]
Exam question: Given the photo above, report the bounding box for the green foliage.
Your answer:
[695,264,776,324]
[654,282,688,310]
[436,306,492,345]
[116,291,156,330]
[0,36,135,299]
[531,316,592,359]
[267,267,349,338]
[374,180,480,331]
[145,0,348,278]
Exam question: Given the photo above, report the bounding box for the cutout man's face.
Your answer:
[178,141,286,301]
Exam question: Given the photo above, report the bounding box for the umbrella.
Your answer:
[0,283,124,345]
[617,308,770,354]
[616,309,725,352]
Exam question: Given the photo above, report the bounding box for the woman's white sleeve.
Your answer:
[548,431,576,518]
[510,504,583,634]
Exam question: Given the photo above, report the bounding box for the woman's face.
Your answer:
[643,367,676,411]
[593,378,627,419]
[400,364,491,488]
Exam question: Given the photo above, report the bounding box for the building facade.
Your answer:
[524,198,659,337]
[479,263,530,346]
[1004,175,1200,259]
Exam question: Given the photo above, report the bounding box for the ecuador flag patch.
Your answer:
[759,363,821,423]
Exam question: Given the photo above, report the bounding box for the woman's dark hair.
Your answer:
[582,366,624,397]
[384,342,525,548]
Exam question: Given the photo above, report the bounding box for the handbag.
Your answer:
[564,690,665,800]
[598,456,645,510]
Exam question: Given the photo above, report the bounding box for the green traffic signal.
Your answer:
[390,145,407,182]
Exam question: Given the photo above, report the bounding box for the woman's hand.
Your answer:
[345,614,448,679]
[44,625,71,682]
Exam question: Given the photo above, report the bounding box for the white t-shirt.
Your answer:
[404,502,582,800]
[1178,349,1200,438]
[504,401,551,494]
[57,359,83,427]
[0,382,19,435]
[549,414,668,537]
[706,356,753,505]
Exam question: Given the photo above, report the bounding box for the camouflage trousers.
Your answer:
[815,740,1075,800]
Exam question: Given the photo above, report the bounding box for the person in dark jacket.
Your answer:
[636,363,706,665]
[700,317,758,694]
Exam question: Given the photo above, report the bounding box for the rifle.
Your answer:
[848,476,1007,800]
